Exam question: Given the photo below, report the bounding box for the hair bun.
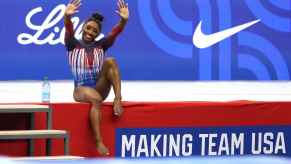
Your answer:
[92,12,104,22]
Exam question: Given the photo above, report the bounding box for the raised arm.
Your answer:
[114,0,129,31]
[103,0,129,49]
[64,0,81,44]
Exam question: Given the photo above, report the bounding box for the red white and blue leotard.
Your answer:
[64,19,123,88]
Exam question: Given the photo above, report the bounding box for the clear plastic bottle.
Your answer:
[41,76,50,103]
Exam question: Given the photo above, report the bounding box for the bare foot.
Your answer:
[96,142,109,156]
[113,97,123,116]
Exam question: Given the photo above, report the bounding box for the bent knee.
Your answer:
[73,87,103,103]
[89,96,103,104]
[104,57,117,68]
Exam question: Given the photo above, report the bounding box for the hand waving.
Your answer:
[115,0,129,20]
[65,0,81,17]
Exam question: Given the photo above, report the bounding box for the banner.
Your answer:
[1,0,291,80]
[116,127,290,158]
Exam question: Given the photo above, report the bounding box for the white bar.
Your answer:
[0,105,49,109]
[0,130,66,136]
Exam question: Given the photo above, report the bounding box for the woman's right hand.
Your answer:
[65,0,81,17]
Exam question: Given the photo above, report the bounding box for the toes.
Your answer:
[97,144,110,156]
[113,99,123,116]
[114,106,123,116]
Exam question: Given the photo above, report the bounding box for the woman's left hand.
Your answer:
[116,0,129,20]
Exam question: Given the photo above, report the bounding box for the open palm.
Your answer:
[116,0,129,20]
[65,0,81,16]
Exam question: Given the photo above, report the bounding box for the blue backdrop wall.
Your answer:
[0,0,290,80]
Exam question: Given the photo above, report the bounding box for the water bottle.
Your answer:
[42,76,50,103]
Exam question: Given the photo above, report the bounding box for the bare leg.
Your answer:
[73,87,109,156]
[96,58,123,116]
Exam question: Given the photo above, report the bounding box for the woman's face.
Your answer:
[82,21,100,43]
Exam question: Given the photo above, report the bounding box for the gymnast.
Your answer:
[64,0,129,155]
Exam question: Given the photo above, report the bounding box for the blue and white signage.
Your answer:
[1,0,291,80]
[116,126,291,158]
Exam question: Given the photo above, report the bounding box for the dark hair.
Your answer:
[85,12,104,30]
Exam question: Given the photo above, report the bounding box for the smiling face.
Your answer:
[82,21,100,43]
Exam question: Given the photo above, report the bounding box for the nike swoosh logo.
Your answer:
[193,19,260,49]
